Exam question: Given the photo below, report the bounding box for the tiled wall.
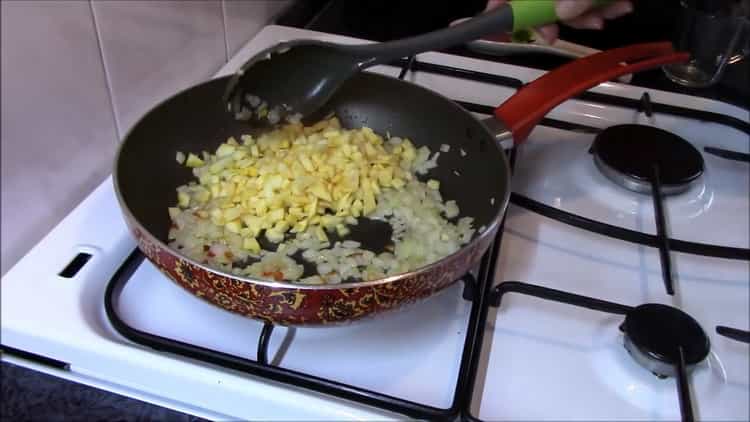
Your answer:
[1,0,290,275]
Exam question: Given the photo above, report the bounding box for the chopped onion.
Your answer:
[168,116,476,284]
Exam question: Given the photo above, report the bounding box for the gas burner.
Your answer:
[592,125,705,195]
[621,304,710,378]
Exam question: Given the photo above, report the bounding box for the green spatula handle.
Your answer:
[510,0,614,31]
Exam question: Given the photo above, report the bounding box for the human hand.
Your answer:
[455,0,634,43]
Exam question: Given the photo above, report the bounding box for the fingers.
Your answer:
[564,13,605,30]
[484,0,508,11]
[554,0,596,21]
[597,1,634,19]
[536,24,560,43]
[559,0,633,30]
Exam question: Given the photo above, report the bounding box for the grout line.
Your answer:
[88,0,122,141]
[220,0,230,62]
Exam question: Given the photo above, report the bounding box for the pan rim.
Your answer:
[112,72,511,291]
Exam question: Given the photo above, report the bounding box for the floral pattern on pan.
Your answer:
[130,223,496,326]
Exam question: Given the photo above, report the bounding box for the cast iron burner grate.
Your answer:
[590,123,707,296]
[105,229,501,421]
[393,55,749,298]
[716,326,750,344]
[460,282,710,422]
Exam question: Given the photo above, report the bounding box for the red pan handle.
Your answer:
[494,42,690,144]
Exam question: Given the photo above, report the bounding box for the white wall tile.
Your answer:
[222,0,291,56]
[91,0,226,135]
[1,0,119,275]
[0,0,285,275]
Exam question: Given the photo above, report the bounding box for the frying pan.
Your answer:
[114,42,687,325]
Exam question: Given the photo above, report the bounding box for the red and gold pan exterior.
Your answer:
[128,222,498,326]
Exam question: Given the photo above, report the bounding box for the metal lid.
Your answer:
[623,303,710,377]
[592,124,704,195]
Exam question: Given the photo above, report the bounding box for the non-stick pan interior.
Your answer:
[116,73,509,258]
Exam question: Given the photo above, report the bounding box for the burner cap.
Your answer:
[592,125,704,195]
[623,304,710,377]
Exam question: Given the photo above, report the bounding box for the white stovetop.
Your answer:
[2,25,748,421]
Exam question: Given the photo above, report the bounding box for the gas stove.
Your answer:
[2,25,748,421]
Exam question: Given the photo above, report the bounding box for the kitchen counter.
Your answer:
[1,361,206,421]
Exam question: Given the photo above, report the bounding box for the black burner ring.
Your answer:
[623,303,710,377]
[592,124,705,195]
